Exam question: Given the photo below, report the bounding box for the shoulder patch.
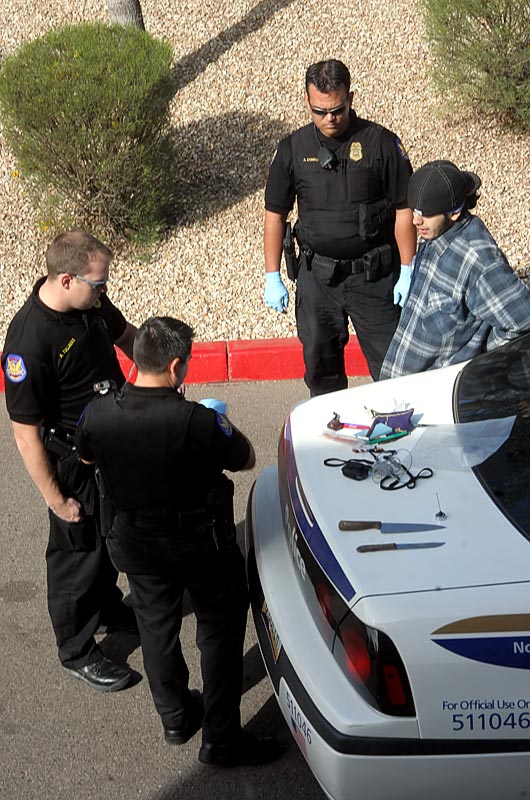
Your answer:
[5,354,28,383]
[216,413,233,437]
[395,138,409,161]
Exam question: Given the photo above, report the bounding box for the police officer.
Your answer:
[264,59,417,395]
[1,230,137,691]
[75,317,284,766]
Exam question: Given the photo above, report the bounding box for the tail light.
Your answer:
[279,418,415,717]
[339,625,371,683]
[315,582,334,627]
[315,579,415,716]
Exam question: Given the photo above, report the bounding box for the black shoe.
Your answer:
[198,730,286,767]
[62,656,132,692]
[98,603,139,635]
[163,690,204,745]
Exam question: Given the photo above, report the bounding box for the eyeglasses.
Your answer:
[310,101,349,117]
[73,273,108,289]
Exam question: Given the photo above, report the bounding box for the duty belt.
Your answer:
[310,243,393,284]
[312,253,365,274]
[117,507,213,531]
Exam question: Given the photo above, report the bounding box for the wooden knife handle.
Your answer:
[357,544,396,552]
[339,520,382,531]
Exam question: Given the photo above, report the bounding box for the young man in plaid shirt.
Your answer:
[380,160,530,379]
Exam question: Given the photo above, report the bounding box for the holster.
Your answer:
[283,222,300,281]
[55,452,98,516]
[95,466,115,536]
[42,427,78,460]
[206,475,237,548]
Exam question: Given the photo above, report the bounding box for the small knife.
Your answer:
[357,542,445,553]
[339,520,446,534]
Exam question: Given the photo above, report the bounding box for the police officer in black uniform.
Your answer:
[1,230,137,691]
[264,59,417,395]
[75,316,284,766]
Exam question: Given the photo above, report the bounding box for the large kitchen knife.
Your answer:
[339,520,446,533]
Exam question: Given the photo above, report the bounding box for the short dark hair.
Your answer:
[305,60,351,94]
[133,317,195,373]
[45,229,113,277]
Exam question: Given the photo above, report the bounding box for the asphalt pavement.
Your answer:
[0,378,340,800]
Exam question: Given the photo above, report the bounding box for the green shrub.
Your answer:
[0,23,178,241]
[419,0,530,131]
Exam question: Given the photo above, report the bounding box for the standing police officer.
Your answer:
[75,317,284,766]
[264,59,417,395]
[2,230,137,691]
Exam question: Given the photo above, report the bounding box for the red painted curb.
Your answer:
[227,338,305,381]
[116,340,228,385]
[0,337,369,391]
[226,336,369,381]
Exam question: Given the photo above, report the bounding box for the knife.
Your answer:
[339,520,446,533]
[357,542,445,553]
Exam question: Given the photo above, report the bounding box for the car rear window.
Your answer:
[455,334,530,536]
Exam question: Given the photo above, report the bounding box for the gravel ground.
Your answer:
[0,0,529,344]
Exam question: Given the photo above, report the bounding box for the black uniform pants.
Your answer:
[295,263,400,395]
[46,456,124,668]
[107,526,249,743]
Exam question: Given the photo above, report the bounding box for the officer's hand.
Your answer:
[199,398,228,415]
[50,496,82,523]
[264,272,289,313]
[393,262,413,307]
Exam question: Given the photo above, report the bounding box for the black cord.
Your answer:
[380,466,434,491]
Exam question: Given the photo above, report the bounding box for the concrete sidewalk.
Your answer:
[1,378,342,800]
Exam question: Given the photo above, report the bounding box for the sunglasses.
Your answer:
[310,101,349,117]
[72,273,108,289]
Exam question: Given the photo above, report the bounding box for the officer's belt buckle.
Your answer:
[313,253,364,277]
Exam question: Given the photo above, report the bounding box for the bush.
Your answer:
[420,0,530,131]
[0,23,178,241]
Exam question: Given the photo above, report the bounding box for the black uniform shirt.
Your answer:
[76,384,251,517]
[265,114,412,259]
[2,278,127,431]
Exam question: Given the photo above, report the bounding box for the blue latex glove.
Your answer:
[264,271,289,313]
[199,398,227,415]
[393,262,413,307]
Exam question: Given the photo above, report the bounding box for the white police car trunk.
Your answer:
[245,350,530,800]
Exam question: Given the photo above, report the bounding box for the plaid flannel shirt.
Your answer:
[380,214,530,379]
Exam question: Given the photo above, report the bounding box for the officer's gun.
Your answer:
[283,222,300,281]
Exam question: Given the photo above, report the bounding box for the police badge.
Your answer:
[349,142,363,161]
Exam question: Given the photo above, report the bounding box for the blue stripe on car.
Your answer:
[284,416,356,602]
[433,635,530,669]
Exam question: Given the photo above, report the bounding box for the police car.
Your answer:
[244,334,530,800]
